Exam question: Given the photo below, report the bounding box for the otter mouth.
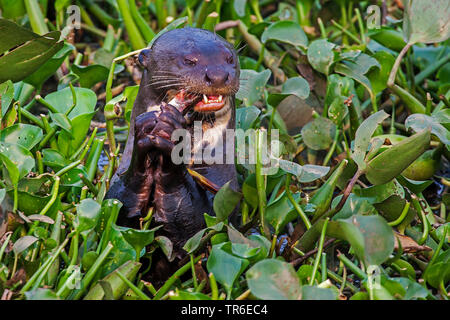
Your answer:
[167,90,228,115]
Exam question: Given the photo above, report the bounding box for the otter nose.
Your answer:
[205,68,229,86]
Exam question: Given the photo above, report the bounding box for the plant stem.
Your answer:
[309,218,329,285]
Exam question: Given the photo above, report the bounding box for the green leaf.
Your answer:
[0,27,63,83]
[0,80,14,117]
[405,114,450,146]
[261,21,308,48]
[74,199,101,234]
[326,215,395,265]
[366,129,431,185]
[301,117,337,150]
[213,181,242,222]
[246,259,302,300]
[353,180,404,204]
[0,18,38,53]
[13,235,38,254]
[265,193,298,234]
[236,69,271,107]
[335,52,380,95]
[307,39,336,75]
[236,105,261,130]
[301,286,339,300]
[207,243,249,297]
[42,148,69,170]
[267,77,310,107]
[183,228,207,254]
[351,110,389,171]
[24,43,74,89]
[45,87,97,119]
[119,226,160,259]
[403,0,450,44]
[24,288,59,300]
[0,142,35,183]
[71,63,124,88]
[0,124,43,150]
[367,51,396,95]
[234,0,247,17]
[50,113,72,134]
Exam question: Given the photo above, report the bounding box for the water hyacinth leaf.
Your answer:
[24,43,74,89]
[101,225,135,276]
[42,149,69,170]
[368,28,407,52]
[326,215,395,266]
[0,18,38,53]
[298,165,330,183]
[0,124,43,150]
[246,259,302,300]
[183,228,207,254]
[60,165,89,187]
[328,97,348,126]
[391,277,430,300]
[0,30,63,83]
[84,261,141,300]
[307,39,336,75]
[24,288,59,300]
[234,0,247,17]
[367,51,396,95]
[354,180,404,204]
[213,181,242,222]
[155,236,174,261]
[335,53,380,95]
[13,235,38,254]
[123,85,139,123]
[237,69,271,107]
[405,114,450,146]
[27,215,54,224]
[301,286,339,300]
[265,193,297,234]
[301,117,337,150]
[403,0,450,45]
[44,87,97,119]
[74,199,101,234]
[49,112,72,134]
[332,194,377,220]
[267,77,310,107]
[71,63,124,89]
[207,243,249,296]
[0,142,35,183]
[366,129,431,185]
[0,80,14,117]
[236,105,260,130]
[57,111,96,157]
[351,110,389,171]
[261,20,308,48]
[119,226,161,258]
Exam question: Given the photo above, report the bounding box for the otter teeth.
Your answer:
[202,94,224,103]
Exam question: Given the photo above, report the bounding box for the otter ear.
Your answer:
[138,49,152,68]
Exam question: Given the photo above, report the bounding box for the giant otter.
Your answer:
[106,28,240,262]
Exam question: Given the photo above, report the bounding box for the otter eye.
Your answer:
[183,57,197,66]
[226,55,234,64]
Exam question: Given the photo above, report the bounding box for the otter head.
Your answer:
[138,27,240,114]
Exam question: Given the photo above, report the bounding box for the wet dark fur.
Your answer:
[106,28,240,279]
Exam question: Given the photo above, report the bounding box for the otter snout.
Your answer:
[205,67,230,87]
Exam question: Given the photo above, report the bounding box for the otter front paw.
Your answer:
[136,103,186,162]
